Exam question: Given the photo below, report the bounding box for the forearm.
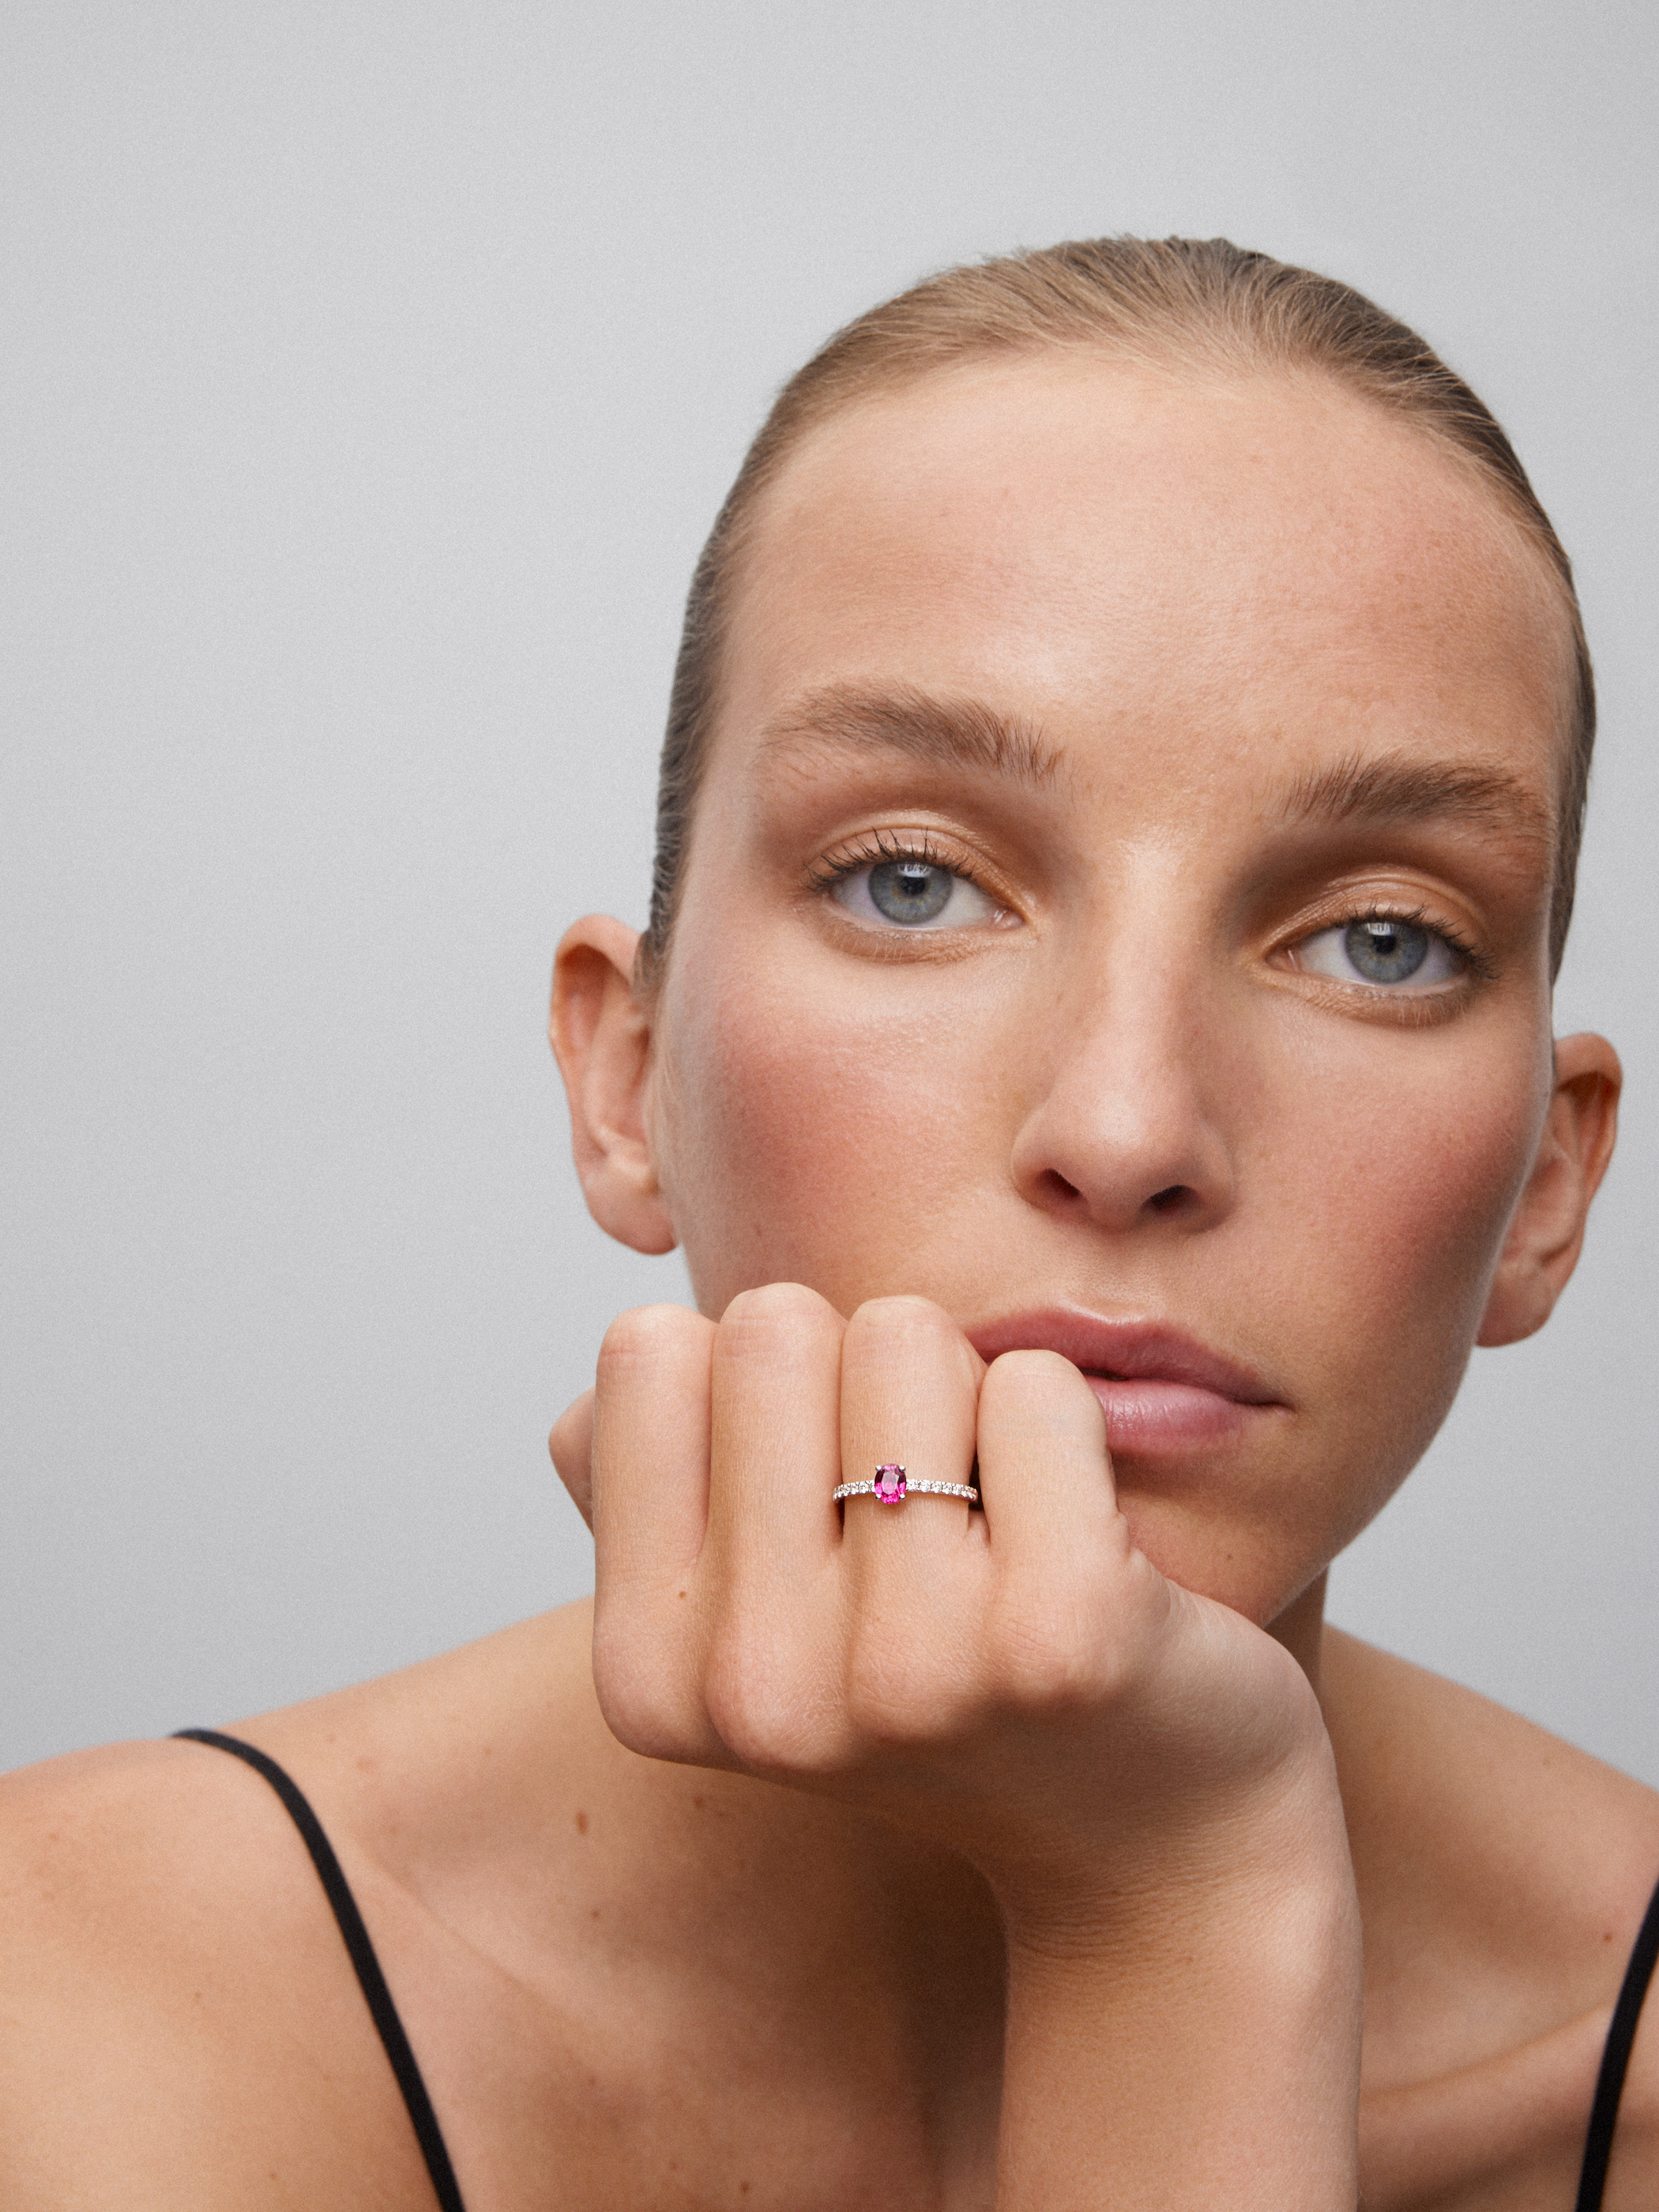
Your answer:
[995,1815,1362,2208]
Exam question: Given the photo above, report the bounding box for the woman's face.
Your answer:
[640,357,1579,1623]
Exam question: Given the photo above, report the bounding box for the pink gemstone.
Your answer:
[873,1464,907,1503]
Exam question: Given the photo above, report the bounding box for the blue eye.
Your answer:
[1344,918,1428,982]
[829,854,999,931]
[1295,916,1465,989]
[869,860,952,923]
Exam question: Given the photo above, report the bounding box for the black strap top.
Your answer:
[173,1729,467,2212]
[1576,1871,1659,2210]
[175,1727,1659,2212]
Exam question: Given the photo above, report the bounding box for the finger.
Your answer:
[974,1352,1154,1657]
[837,1297,987,1693]
[549,1390,596,1529]
[698,1284,846,1768]
[705,1283,845,1593]
[976,1350,1119,1548]
[589,1304,717,1759]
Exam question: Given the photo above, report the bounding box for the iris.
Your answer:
[868,860,954,924]
[1344,918,1429,984]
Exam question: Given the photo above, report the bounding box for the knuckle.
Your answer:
[983,1346,1092,1408]
[990,1344,1074,1380]
[701,1632,823,1771]
[987,1591,1118,1713]
[841,1668,920,1747]
[851,1291,946,1326]
[720,1281,834,1325]
[591,1640,694,1763]
[715,1283,843,1366]
[846,1294,954,1350]
[842,1623,972,1747]
[597,1303,708,1375]
[844,1296,980,1387]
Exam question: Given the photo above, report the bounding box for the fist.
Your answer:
[555,1285,1330,1922]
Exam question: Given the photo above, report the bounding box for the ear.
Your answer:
[550,916,677,1256]
[1477,1033,1621,1347]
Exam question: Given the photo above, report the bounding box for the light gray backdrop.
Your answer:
[3,2,1654,1778]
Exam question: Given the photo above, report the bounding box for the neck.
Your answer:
[1269,1570,1327,1691]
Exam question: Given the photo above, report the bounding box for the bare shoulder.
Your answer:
[0,1736,421,2205]
[1322,1627,1659,1925]
[0,1609,591,2210]
[1324,1628,1659,2210]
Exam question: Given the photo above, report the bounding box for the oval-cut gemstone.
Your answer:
[873,1464,907,1503]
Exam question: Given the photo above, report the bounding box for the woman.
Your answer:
[0,237,1648,2207]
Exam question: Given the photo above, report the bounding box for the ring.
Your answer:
[833,1463,980,1506]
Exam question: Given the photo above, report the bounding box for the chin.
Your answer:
[1113,1488,1334,1628]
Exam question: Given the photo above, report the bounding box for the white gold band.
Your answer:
[833,1478,980,1503]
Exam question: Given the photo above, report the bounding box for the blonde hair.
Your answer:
[643,236,1593,980]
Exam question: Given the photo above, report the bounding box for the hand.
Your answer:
[552,1285,1337,1928]
[553,1286,1362,2203]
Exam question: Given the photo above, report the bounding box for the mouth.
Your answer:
[965,1307,1288,1456]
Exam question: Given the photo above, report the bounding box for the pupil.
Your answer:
[869,860,952,925]
[1345,917,1428,984]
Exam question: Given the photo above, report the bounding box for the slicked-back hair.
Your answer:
[641,236,1593,984]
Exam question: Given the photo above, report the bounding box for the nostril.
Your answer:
[1147,1183,1191,1215]
[1038,1168,1082,1204]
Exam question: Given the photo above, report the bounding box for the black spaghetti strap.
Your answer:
[173,1729,467,2212]
[1575,1869,1659,2212]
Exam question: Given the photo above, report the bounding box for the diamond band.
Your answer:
[833,1463,980,1507]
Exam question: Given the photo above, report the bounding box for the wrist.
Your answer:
[995,1831,1362,2211]
[990,1722,1356,1964]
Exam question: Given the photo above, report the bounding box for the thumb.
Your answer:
[550,1389,596,1529]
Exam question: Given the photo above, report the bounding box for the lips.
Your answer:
[965,1307,1287,1455]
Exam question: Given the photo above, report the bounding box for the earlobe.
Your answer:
[1477,1033,1621,1348]
[550,916,679,1256]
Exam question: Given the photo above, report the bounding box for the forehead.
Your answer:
[716,358,1569,817]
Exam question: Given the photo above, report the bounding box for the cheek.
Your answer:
[654,946,1007,1313]
[1115,1033,1550,1624]
[1295,1038,1540,1323]
[1248,1020,1549,1502]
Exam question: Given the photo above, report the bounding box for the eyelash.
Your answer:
[804,829,986,898]
[806,839,1494,981]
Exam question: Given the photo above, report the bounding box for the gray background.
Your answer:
[3,3,1653,1778]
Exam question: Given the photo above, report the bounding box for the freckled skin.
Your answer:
[649,359,1570,1627]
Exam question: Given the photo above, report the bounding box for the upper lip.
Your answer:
[965,1307,1285,1406]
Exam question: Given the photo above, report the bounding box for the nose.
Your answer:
[1007,929,1239,1236]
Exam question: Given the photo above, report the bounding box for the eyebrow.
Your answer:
[1276,751,1553,849]
[760,683,1065,789]
[761,694,1552,851]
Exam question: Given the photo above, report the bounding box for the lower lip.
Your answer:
[1083,1377,1278,1453]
